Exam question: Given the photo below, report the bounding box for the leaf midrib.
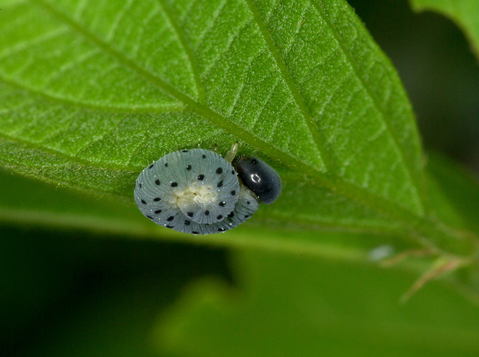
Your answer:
[20,0,477,252]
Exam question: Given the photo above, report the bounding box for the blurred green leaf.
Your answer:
[27,284,166,357]
[156,249,479,357]
[0,225,226,357]
[411,0,479,58]
[1,0,475,255]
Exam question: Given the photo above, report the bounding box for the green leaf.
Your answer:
[0,0,476,254]
[411,0,479,58]
[156,250,479,357]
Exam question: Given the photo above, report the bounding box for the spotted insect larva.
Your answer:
[134,147,280,235]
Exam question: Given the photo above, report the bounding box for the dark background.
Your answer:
[1,0,478,355]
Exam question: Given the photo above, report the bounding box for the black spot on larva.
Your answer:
[141,199,147,205]
[219,201,226,207]
[218,227,226,232]
[184,220,191,226]
[228,212,235,218]
[205,210,210,216]
[146,215,154,220]
[245,215,250,218]
[167,216,174,221]
[155,209,162,214]
[231,170,235,175]
[192,231,199,234]
[251,159,258,165]
[216,167,223,174]
[186,164,192,171]
[202,154,206,159]
[247,201,251,205]
[182,149,188,152]
[171,182,178,187]
[197,174,205,181]
[230,190,236,196]
[166,225,174,229]
[155,179,161,185]
[217,180,223,188]
[187,212,194,217]
[139,183,142,188]
[164,163,168,167]
[148,164,154,169]
[153,197,161,202]
[217,215,223,220]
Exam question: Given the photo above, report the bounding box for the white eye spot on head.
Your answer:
[250,173,261,184]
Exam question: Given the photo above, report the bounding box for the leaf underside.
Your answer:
[0,0,476,254]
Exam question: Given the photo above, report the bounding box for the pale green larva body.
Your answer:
[134,149,259,235]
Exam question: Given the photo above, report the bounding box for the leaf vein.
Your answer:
[243,0,328,168]
[156,0,204,100]
[310,0,424,213]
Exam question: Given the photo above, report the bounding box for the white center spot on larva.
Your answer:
[172,182,218,210]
